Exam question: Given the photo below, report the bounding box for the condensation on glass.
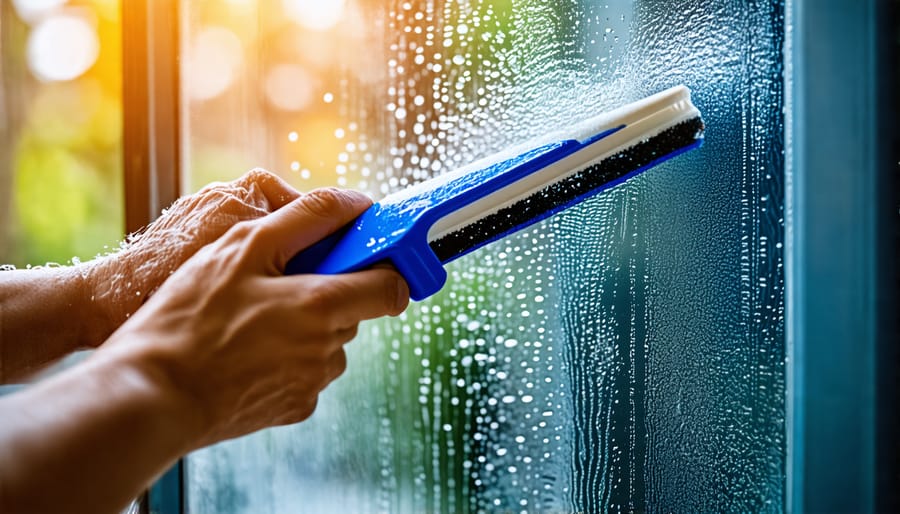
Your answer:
[184,1,785,512]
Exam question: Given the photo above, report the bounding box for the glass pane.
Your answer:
[0,0,123,267]
[183,1,785,512]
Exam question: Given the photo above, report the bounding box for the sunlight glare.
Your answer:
[27,14,99,82]
[187,27,243,101]
[283,0,346,31]
[12,0,66,24]
[265,64,316,111]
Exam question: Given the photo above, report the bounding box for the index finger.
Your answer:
[276,267,410,329]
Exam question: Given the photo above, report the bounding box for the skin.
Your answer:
[1,169,297,382]
[0,170,409,514]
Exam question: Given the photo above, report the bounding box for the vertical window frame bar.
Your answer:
[122,0,181,234]
[787,0,880,511]
[122,0,184,513]
[876,1,900,509]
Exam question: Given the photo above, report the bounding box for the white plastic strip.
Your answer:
[426,85,700,242]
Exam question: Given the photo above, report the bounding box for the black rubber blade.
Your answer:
[429,116,705,263]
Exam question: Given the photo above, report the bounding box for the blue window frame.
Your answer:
[787,0,897,511]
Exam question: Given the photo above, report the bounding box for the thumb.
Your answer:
[253,188,373,271]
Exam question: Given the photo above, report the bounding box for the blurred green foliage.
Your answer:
[12,82,122,265]
[2,1,123,267]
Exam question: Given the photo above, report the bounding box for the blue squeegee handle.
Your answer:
[284,228,348,274]
[282,134,611,300]
[283,124,639,301]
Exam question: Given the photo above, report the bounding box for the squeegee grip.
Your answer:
[284,228,350,275]
[285,216,449,301]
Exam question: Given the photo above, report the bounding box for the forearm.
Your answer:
[0,267,100,383]
[0,345,200,514]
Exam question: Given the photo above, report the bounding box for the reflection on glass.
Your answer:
[185,1,785,512]
[0,0,123,267]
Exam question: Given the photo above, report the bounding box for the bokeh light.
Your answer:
[11,0,67,24]
[186,26,243,101]
[265,64,316,111]
[283,0,346,31]
[27,13,100,83]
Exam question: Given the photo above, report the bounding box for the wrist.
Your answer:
[80,250,141,347]
[75,259,113,348]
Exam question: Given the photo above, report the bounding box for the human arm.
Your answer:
[0,188,410,514]
[0,169,300,383]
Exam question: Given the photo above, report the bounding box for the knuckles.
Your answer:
[289,393,319,423]
[202,189,245,215]
[195,180,230,196]
[237,168,274,186]
[300,187,370,221]
[332,349,348,376]
[300,187,348,219]
[336,325,359,345]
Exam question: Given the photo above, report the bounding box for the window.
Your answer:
[0,0,123,268]
[180,1,786,512]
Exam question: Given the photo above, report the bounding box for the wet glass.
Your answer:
[184,1,785,512]
[0,0,123,268]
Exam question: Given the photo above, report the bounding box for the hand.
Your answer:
[83,169,301,347]
[96,188,410,448]
[0,185,409,514]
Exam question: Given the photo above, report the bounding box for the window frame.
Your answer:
[122,0,181,235]
[121,0,184,512]
[785,0,894,511]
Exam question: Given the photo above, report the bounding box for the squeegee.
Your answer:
[285,85,704,300]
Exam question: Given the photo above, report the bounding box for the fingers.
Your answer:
[334,325,359,345]
[278,345,346,426]
[202,188,270,224]
[303,344,347,420]
[234,169,301,211]
[324,348,347,385]
[325,268,411,322]
[254,188,374,270]
[274,267,409,331]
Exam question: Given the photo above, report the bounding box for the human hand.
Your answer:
[95,188,409,448]
[83,169,301,347]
